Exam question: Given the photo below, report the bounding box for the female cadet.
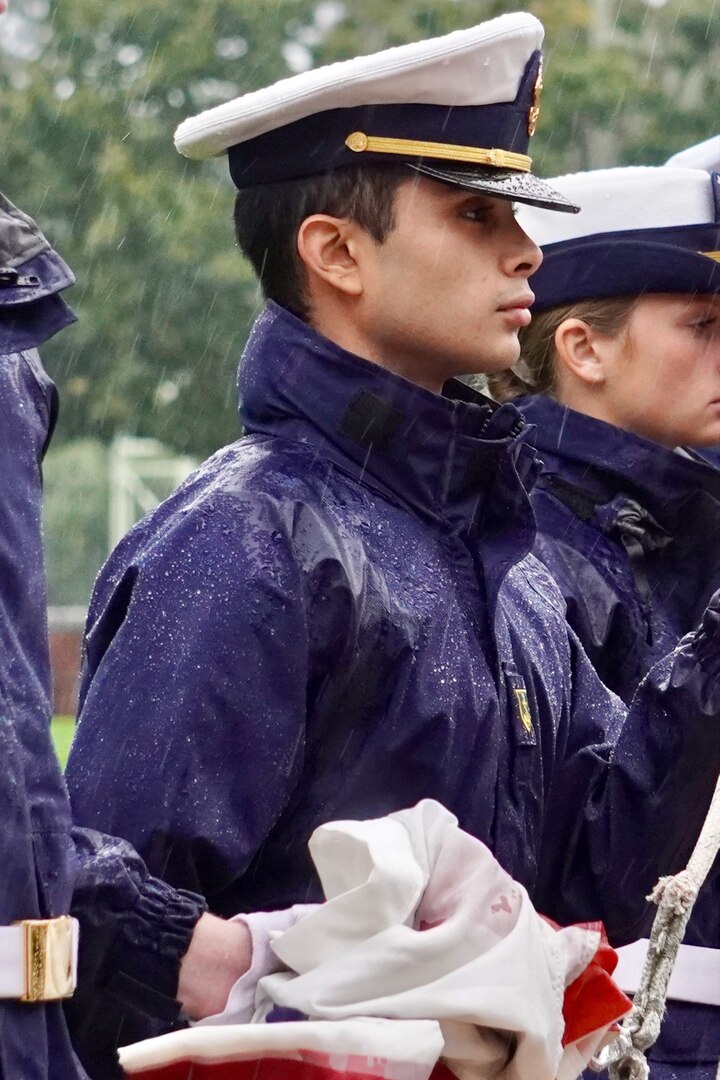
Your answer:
[490,164,720,1079]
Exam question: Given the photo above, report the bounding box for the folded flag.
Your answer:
[120,800,630,1080]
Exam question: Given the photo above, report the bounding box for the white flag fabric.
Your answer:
[120,800,629,1080]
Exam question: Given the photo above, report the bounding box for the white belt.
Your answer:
[615,939,720,1007]
[0,917,78,1001]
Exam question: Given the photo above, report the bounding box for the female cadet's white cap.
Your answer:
[666,135,720,172]
[174,12,578,214]
[515,165,720,310]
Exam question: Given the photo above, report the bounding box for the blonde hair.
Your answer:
[489,296,638,403]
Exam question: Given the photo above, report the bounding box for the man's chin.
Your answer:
[447,339,521,381]
[469,350,521,378]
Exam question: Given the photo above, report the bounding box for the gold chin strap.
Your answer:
[701,250,720,262]
[344,131,532,173]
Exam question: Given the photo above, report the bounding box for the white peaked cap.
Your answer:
[516,166,720,309]
[175,13,542,160]
[517,166,716,247]
[666,135,720,172]
[173,13,578,214]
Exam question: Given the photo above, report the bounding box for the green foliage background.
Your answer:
[2,0,719,602]
[4,0,720,459]
[51,714,75,768]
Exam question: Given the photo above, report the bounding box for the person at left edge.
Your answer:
[0,192,253,1078]
[0,191,260,1077]
[0,187,88,1080]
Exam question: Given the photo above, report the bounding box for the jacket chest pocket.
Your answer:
[502,660,537,790]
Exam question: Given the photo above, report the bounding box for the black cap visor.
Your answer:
[408,161,580,214]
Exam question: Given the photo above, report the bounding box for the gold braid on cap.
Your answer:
[345,132,532,172]
[701,250,720,262]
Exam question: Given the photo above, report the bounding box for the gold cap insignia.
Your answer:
[528,62,543,137]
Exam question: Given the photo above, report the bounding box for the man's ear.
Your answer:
[554,318,608,387]
[297,215,364,298]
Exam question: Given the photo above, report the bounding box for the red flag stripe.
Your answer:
[127,1055,454,1080]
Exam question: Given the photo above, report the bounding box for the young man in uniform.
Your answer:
[66,11,720,1070]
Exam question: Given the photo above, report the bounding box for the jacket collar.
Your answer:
[0,194,76,352]
[518,393,720,530]
[239,303,539,550]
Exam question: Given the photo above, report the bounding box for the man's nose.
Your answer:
[508,220,543,277]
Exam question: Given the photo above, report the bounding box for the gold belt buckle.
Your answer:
[16,916,76,1002]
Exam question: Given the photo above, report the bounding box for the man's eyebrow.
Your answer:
[450,192,497,208]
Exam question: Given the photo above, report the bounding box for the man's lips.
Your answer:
[497,291,535,312]
[497,292,535,327]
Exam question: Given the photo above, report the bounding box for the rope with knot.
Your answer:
[589,771,720,1080]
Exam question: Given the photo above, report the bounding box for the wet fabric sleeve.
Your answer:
[65,826,207,1077]
[0,347,85,1079]
[66,492,349,1073]
[528,476,662,700]
[536,618,720,945]
[67,492,314,908]
[532,529,643,701]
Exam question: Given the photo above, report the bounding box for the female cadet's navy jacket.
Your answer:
[68,302,720,951]
[0,194,205,1080]
[518,393,720,1077]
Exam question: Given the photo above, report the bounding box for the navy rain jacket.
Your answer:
[68,303,720,1061]
[69,300,720,915]
[0,194,83,1080]
[519,393,720,1077]
[0,194,206,1080]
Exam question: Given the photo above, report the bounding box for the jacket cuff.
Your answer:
[103,877,208,1020]
[70,827,208,1021]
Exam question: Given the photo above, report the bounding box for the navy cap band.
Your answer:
[531,222,720,311]
[229,97,532,188]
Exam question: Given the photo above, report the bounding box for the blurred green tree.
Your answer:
[2,0,718,465]
[2,0,322,457]
[533,0,720,173]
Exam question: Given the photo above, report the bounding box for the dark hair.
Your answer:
[489,296,638,402]
[233,165,410,320]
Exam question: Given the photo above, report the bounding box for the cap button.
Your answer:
[346,131,369,153]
